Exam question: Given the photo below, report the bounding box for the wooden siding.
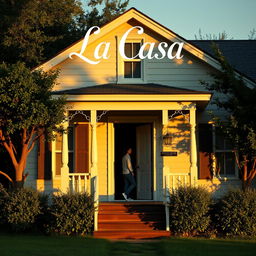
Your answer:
[53,22,214,93]
[163,115,191,174]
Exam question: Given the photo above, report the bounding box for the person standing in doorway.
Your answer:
[122,147,136,201]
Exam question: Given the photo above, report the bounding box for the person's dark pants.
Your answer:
[123,173,136,198]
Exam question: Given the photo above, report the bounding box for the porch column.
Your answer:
[61,113,70,192]
[190,106,198,185]
[91,110,98,173]
[162,109,169,181]
[90,110,98,231]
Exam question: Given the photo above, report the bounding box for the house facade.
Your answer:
[20,9,256,236]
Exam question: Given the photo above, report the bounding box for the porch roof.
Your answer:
[53,83,211,95]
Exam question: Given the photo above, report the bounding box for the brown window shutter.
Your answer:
[198,124,213,179]
[37,134,52,180]
[75,124,89,173]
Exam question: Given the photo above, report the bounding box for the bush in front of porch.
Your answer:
[48,192,95,236]
[0,184,95,236]
[168,186,212,236]
[214,189,256,237]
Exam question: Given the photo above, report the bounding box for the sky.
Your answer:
[126,0,256,39]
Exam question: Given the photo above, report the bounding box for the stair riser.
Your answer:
[94,231,170,239]
[98,223,165,231]
[98,214,165,221]
[99,205,165,212]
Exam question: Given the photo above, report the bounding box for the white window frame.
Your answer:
[52,126,75,177]
[213,125,239,179]
[117,38,145,83]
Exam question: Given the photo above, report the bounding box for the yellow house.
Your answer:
[24,8,256,238]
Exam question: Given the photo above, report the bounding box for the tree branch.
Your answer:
[233,150,241,169]
[27,126,35,145]
[22,128,27,144]
[0,170,13,183]
[27,130,44,153]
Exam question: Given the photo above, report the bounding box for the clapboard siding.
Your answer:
[53,21,216,92]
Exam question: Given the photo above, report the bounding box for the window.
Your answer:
[54,127,74,175]
[215,128,236,177]
[124,42,141,78]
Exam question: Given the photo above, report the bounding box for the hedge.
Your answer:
[168,186,212,236]
[214,189,256,237]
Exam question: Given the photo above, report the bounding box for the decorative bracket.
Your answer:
[168,110,190,122]
[65,110,109,123]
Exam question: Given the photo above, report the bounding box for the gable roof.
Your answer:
[36,7,256,87]
[53,83,210,95]
[191,40,256,81]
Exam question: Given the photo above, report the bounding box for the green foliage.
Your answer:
[202,45,256,156]
[0,0,84,66]
[214,189,256,237]
[201,44,256,187]
[0,62,66,136]
[49,193,95,235]
[0,0,129,67]
[169,186,212,236]
[0,183,8,224]
[2,188,43,231]
[87,0,129,26]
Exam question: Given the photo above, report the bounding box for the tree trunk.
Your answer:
[13,147,28,188]
[242,155,248,190]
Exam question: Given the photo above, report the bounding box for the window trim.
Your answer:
[212,125,239,179]
[51,122,91,178]
[117,37,145,83]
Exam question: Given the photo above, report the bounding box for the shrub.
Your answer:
[49,192,94,235]
[215,189,256,237]
[169,186,212,236]
[3,188,42,232]
[0,183,8,224]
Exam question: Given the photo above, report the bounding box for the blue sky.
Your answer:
[127,0,256,39]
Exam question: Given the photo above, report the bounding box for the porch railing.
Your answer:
[69,173,90,193]
[69,173,98,231]
[164,172,191,231]
[91,176,98,231]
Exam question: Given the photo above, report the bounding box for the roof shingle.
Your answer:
[190,40,256,81]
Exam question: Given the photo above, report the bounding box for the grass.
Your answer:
[0,234,256,256]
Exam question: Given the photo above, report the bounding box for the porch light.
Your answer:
[163,133,173,146]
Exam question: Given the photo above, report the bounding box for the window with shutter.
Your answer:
[37,133,52,180]
[74,123,89,173]
[198,124,213,179]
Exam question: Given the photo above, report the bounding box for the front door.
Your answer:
[136,124,152,200]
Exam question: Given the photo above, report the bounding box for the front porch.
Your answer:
[60,106,199,232]
[61,104,198,198]
[48,84,211,231]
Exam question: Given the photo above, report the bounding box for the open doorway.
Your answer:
[114,123,153,200]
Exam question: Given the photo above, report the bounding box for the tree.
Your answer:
[201,44,256,189]
[86,0,129,26]
[0,62,66,187]
[194,28,231,40]
[0,0,129,67]
[248,28,256,40]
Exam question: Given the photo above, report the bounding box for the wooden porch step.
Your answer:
[95,201,167,239]
[98,202,165,212]
[98,212,165,221]
[93,230,170,239]
[98,221,165,231]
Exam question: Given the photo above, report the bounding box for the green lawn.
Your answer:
[0,234,256,256]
